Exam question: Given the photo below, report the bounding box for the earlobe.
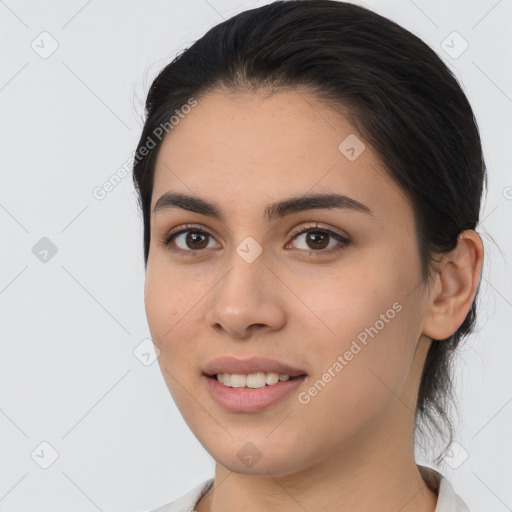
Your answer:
[422,230,484,340]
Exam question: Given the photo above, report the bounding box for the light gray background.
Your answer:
[1,1,510,511]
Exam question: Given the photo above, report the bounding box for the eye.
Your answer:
[160,224,220,256]
[286,222,351,257]
[160,222,351,258]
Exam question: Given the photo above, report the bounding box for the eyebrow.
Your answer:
[153,191,374,222]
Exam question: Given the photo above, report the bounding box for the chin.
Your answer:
[204,438,306,477]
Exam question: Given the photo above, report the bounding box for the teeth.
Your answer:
[216,372,294,388]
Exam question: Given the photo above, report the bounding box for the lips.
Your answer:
[202,356,307,378]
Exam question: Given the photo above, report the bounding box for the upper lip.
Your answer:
[203,356,307,377]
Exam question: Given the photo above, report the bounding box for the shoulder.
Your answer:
[418,465,471,512]
[147,478,214,512]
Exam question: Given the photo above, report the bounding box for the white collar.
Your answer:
[150,466,471,512]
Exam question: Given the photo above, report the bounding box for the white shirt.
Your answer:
[148,465,470,512]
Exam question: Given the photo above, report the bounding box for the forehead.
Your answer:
[151,89,410,222]
[155,89,351,170]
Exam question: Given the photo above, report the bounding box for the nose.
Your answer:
[205,248,287,340]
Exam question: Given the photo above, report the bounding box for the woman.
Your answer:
[132,1,485,510]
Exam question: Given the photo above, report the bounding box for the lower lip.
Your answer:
[204,374,307,413]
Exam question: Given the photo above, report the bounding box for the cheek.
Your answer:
[144,265,190,360]
[294,320,415,449]
[297,262,419,409]
[144,261,211,380]
[144,270,199,410]
[301,261,400,347]
[144,256,190,333]
[144,273,172,342]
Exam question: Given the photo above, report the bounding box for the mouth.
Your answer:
[203,372,308,413]
[206,372,307,388]
[202,355,308,381]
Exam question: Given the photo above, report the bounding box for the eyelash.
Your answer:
[159,222,352,258]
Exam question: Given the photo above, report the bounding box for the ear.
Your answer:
[422,230,484,340]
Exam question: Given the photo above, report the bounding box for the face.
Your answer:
[144,89,432,477]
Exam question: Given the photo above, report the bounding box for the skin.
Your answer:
[144,89,484,512]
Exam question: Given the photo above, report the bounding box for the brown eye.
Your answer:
[302,230,330,250]
[287,226,351,256]
[161,226,220,255]
[182,231,209,250]
[160,223,351,258]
